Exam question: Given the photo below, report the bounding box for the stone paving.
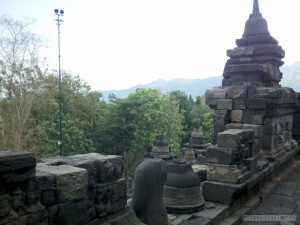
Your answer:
[167,156,300,225]
[239,159,300,225]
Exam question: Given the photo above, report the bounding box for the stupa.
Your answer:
[148,135,175,160]
[203,0,298,204]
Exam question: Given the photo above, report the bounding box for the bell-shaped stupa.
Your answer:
[223,0,285,87]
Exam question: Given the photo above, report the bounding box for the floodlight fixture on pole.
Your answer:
[54,9,64,156]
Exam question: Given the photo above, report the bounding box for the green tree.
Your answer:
[98,88,184,178]
[169,91,212,144]
[201,112,213,143]
[30,72,104,156]
[0,15,46,149]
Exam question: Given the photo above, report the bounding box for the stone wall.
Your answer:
[0,150,140,225]
[202,0,299,206]
[205,85,298,159]
[293,93,300,145]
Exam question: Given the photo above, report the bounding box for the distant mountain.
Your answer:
[100,76,222,101]
[100,61,300,102]
[280,61,300,91]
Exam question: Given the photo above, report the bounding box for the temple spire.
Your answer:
[242,0,270,37]
[251,0,262,18]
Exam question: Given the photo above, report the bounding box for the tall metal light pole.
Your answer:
[54,9,64,156]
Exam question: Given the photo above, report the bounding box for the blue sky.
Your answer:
[1,0,299,90]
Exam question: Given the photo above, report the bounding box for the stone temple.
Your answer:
[0,0,300,225]
[203,0,299,205]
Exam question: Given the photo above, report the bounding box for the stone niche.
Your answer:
[0,150,142,225]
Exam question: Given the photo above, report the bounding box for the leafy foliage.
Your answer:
[0,16,215,180]
[98,88,184,177]
[202,112,213,143]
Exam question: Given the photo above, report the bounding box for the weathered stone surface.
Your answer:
[262,135,277,150]
[0,193,18,225]
[217,99,233,110]
[87,218,108,225]
[242,124,263,137]
[131,158,168,225]
[246,98,266,109]
[169,214,194,225]
[163,161,204,214]
[183,149,196,162]
[207,164,250,184]
[225,123,243,130]
[227,46,255,57]
[231,110,243,122]
[205,87,227,99]
[264,124,279,135]
[26,177,41,204]
[40,153,124,184]
[233,98,246,109]
[60,157,97,206]
[251,87,296,99]
[193,203,229,224]
[179,217,211,225]
[37,164,88,203]
[107,208,145,225]
[163,185,204,214]
[197,155,207,165]
[202,181,247,204]
[256,158,269,171]
[206,146,239,165]
[57,200,87,225]
[212,125,225,144]
[253,138,262,152]
[165,161,205,212]
[0,150,36,183]
[190,130,205,146]
[148,135,175,160]
[192,165,208,182]
[165,161,200,188]
[35,171,56,206]
[68,153,124,184]
[213,113,229,126]
[95,178,127,217]
[243,156,258,175]
[242,114,264,124]
[217,129,254,148]
[0,150,36,172]
[226,85,248,98]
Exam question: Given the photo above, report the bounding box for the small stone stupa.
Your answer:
[163,160,204,213]
[148,135,175,160]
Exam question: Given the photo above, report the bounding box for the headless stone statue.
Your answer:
[131,158,168,225]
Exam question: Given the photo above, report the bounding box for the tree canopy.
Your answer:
[0,15,213,176]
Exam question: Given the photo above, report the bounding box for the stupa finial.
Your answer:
[251,0,262,18]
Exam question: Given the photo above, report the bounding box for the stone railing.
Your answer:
[0,150,142,225]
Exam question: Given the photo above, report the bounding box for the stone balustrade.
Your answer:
[0,150,142,225]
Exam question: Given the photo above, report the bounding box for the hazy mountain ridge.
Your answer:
[280,61,300,91]
[100,61,300,101]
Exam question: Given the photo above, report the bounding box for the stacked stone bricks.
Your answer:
[205,0,298,159]
[202,0,299,205]
[0,150,142,225]
[293,93,300,145]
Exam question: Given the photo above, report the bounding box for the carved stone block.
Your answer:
[36,164,88,203]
